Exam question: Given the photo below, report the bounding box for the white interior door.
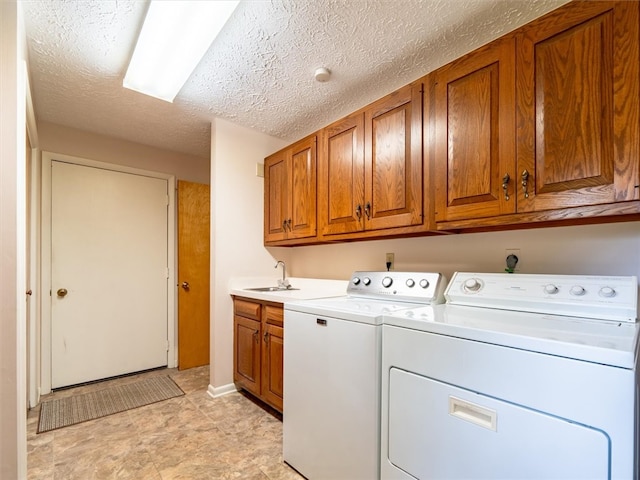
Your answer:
[51,161,169,388]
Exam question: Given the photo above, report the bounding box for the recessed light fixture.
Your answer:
[123,0,240,103]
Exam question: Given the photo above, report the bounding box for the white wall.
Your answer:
[0,1,27,477]
[38,121,210,184]
[210,118,287,390]
[286,222,640,283]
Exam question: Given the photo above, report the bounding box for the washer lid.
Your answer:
[285,296,429,325]
[384,304,639,368]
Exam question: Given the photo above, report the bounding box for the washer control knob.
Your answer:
[463,278,482,292]
[363,277,371,286]
[570,285,586,296]
[599,286,616,298]
[544,284,559,295]
[352,277,361,285]
[382,277,393,288]
[406,279,415,288]
[419,279,430,289]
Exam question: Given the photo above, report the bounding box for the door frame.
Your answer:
[40,151,177,395]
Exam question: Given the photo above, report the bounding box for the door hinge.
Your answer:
[165,267,170,279]
[166,195,170,206]
[166,340,170,352]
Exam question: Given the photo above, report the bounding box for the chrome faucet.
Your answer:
[275,260,291,289]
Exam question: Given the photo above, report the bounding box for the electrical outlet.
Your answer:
[386,253,394,271]
[504,248,521,272]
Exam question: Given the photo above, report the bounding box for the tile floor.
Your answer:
[27,366,304,479]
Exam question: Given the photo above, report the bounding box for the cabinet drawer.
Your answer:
[234,299,261,320]
[265,305,284,327]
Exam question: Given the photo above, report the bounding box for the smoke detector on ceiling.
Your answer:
[314,67,331,83]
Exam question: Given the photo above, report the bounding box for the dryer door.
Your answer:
[388,368,609,479]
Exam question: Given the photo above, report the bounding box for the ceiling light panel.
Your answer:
[123,0,239,102]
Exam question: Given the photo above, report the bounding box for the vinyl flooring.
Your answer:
[27,366,304,479]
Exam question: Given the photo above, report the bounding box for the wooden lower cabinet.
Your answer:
[232,297,284,412]
[233,314,261,396]
[261,322,284,411]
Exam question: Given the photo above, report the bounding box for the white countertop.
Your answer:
[229,276,349,304]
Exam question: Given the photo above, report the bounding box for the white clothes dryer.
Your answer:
[381,272,639,480]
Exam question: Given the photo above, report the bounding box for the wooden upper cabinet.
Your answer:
[319,113,365,236]
[516,1,639,212]
[264,135,317,243]
[365,82,423,230]
[289,137,317,238]
[319,82,423,237]
[264,151,288,241]
[434,36,516,222]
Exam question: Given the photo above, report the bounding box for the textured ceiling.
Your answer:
[22,0,568,159]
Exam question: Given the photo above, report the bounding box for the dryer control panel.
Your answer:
[445,272,638,322]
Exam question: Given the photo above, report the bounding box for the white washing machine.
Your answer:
[381,272,639,480]
[284,271,447,480]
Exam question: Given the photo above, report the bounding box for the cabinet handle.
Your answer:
[355,204,362,220]
[253,330,259,343]
[282,220,288,231]
[521,170,530,198]
[502,173,510,201]
[264,331,269,344]
[364,202,371,220]
[287,218,292,230]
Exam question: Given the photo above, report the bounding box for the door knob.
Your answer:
[57,288,68,297]
[181,282,190,290]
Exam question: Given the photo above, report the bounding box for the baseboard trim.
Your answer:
[208,383,237,399]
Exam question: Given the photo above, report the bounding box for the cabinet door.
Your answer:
[288,136,317,239]
[516,1,639,212]
[233,314,261,396]
[365,82,423,230]
[319,113,365,235]
[261,323,284,412]
[434,36,516,222]
[264,150,288,242]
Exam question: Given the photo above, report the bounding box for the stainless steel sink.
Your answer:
[244,286,299,292]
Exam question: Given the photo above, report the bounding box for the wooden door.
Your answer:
[319,113,365,235]
[434,36,516,222]
[264,150,288,242]
[177,181,210,370]
[365,82,423,230]
[233,314,261,396]
[51,161,168,388]
[288,136,317,240]
[261,305,284,411]
[516,1,639,212]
